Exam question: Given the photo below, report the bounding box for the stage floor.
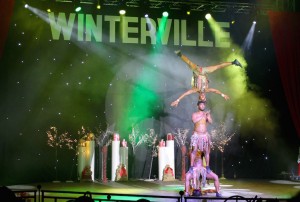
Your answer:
[9,178,300,201]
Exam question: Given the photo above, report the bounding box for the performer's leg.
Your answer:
[190,151,195,167]
[205,135,212,171]
[204,62,232,74]
[175,50,199,72]
[207,171,221,197]
[190,144,198,167]
[204,152,210,168]
[202,138,210,171]
[204,59,242,74]
[185,172,192,195]
[192,169,198,189]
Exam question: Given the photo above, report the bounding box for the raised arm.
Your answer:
[171,88,198,107]
[206,88,230,100]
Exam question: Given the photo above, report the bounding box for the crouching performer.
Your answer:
[184,151,221,197]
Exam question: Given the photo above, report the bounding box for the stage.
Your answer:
[8,178,300,201]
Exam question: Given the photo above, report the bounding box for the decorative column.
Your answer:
[111,133,120,181]
[166,133,175,177]
[77,140,86,181]
[85,136,95,181]
[77,133,95,181]
[158,140,167,181]
[117,139,128,181]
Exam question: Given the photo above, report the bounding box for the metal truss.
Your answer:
[55,0,295,14]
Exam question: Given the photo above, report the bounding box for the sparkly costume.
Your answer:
[180,53,210,93]
[170,51,243,107]
[190,131,210,153]
[186,150,207,195]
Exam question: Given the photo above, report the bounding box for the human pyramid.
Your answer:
[171,50,242,197]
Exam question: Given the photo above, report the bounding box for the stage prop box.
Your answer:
[111,134,128,181]
[158,133,175,181]
[77,134,95,182]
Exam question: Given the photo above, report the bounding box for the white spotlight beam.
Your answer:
[242,22,256,52]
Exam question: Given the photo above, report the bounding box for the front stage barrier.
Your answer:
[10,186,292,202]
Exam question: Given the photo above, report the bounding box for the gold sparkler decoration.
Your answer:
[173,128,189,147]
[211,122,235,153]
[47,126,76,149]
[46,126,77,181]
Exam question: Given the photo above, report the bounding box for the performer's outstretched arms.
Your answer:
[206,88,229,100]
[171,88,198,107]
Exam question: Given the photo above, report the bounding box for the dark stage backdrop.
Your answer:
[0,1,298,185]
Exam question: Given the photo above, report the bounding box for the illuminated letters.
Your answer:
[48,12,231,48]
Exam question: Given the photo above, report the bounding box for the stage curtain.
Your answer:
[0,0,15,58]
[268,11,300,139]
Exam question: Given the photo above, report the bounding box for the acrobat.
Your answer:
[185,151,221,197]
[190,100,212,172]
[171,50,242,107]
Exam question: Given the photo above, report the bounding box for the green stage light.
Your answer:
[119,9,126,15]
[96,0,101,9]
[205,13,211,20]
[75,6,81,12]
[162,11,168,17]
[119,0,126,15]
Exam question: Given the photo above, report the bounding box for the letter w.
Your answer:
[48,12,76,40]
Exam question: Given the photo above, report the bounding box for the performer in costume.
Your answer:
[190,100,212,173]
[171,50,242,107]
[185,151,221,197]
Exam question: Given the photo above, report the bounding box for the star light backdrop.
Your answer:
[0,1,298,184]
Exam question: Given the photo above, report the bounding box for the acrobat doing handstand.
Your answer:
[171,50,242,107]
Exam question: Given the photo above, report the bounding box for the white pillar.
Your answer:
[85,140,95,181]
[120,146,128,180]
[158,146,168,180]
[77,137,95,181]
[111,133,120,181]
[166,133,175,178]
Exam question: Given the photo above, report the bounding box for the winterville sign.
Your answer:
[48,12,231,48]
